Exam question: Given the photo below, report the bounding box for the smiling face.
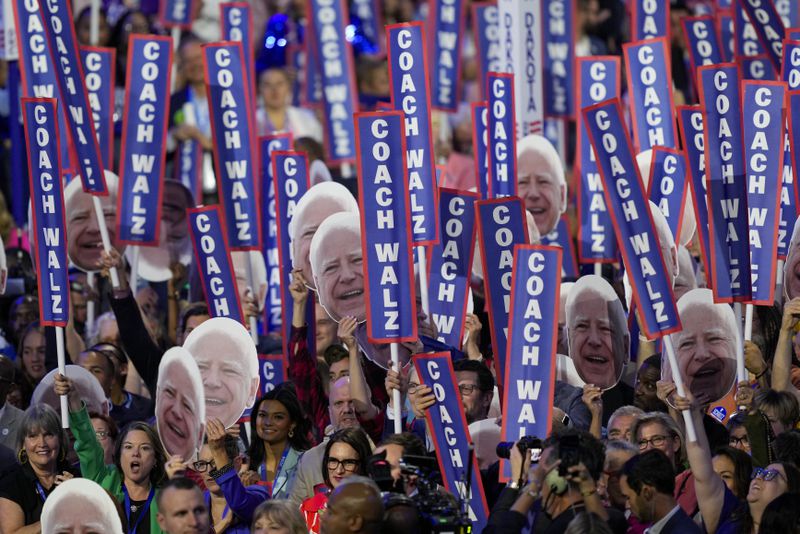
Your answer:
[21,329,46,382]
[634,364,662,411]
[161,181,192,246]
[24,426,60,470]
[313,225,365,323]
[255,399,295,446]
[748,463,789,508]
[156,360,204,461]
[517,147,566,236]
[65,185,124,272]
[119,429,157,485]
[326,441,361,489]
[567,291,627,389]
[293,200,355,291]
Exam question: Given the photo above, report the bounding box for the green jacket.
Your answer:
[71,406,163,533]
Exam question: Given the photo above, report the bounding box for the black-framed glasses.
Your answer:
[327,457,360,473]
[458,384,479,395]
[752,468,785,482]
[637,435,668,450]
[193,460,216,473]
[730,435,750,447]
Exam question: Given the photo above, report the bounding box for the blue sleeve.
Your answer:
[215,467,270,524]
[707,485,741,533]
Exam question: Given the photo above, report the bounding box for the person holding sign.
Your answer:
[40,478,124,534]
[155,347,206,462]
[517,134,568,236]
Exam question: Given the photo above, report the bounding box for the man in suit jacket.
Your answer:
[620,449,702,534]
[0,356,22,450]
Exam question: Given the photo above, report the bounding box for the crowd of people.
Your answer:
[0,0,799,533]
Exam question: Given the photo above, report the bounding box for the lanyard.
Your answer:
[34,481,47,503]
[123,485,155,534]
[259,446,290,492]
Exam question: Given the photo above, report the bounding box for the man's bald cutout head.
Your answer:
[321,476,384,534]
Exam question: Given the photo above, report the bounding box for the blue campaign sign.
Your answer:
[159,0,194,28]
[789,28,800,41]
[118,35,173,246]
[258,354,286,394]
[260,134,293,333]
[22,98,69,327]
[302,29,323,108]
[476,197,529,385]
[204,42,261,250]
[272,151,310,356]
[307,0,358,163]
[427,189,478,349]
[487,72,517,198]
[386,23,439,245]
[540,215,579,278]
[778,126,797,259]
[501,245,560,481]
[739,0,786,73]
[174,139,202,203]
[220,3,255,106]
[742,80,785,304]
[582,99,681,338]
[575,56,620,263]
[188,205,244,323]
[698,63,752,302]
[735,4,766,59]
[791,92,800,209]
[677,105,714,287]
[623,38,677,152]
[682,16,724,79]
[413,353,489,531]
[39,0,107,195]
[429,0,464,112]
[744,55,778,80]
[472,2,501,100]
[718,11,735,62]
[783,39,800,87]
[646,147,688,243]
[11,0,73,172]
[543,0,576,118]
[471,101,489,199]
[355,111,417,343]
[351,0,384,52]
[79,46,115,170]
[631,0,669,41]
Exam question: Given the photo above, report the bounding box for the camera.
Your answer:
[496,436,543,460]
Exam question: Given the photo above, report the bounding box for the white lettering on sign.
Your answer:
[778,129,793,252]
[741,0,783,60]
[490,76,511,194]
[690,19,716,66]
[545,0,568,114]
[634,44,666,147]
[195,213,232,317]
[227,8,243,41]
[83,52,103,139]
[432,196,465,339]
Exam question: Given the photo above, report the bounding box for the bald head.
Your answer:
[322,476,384,534]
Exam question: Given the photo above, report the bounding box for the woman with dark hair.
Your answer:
[713,446,754,501]
[74,5,111,46]
[301,427,373,534]
[0,404,78,532]
[246,383,312,499]
[759,492,800,533]
[17,322,46,396]
[56,373,168,533]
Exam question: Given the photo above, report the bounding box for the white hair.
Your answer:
[308,211,361,284]
[64,170,120,208]
[675,245,698,291]
[288,181,358,240]
[559,281,575,323]
[42,478,123,534]
[87,311,117,346]
[566,274,627,335]
[635,150,654,187]
[790,216,800,252]
[182,317,258,381]
[157,346,206,424]
[33,365,108,416]
[637,149,696,246]
[232,250,267,289]
[674,288,739,345]
[517,134,566,190]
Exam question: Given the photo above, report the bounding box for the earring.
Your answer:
[59,447,66,462]
[18,448,28,464]
[289,429,295,438]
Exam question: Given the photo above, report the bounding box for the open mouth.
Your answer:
[205,397,226,407]
[337,289,363,300]
[129,461,142,474]
[167,421,186,439]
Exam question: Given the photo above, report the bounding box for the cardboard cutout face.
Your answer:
[566,275,629,390]
[34,365,108,416]
[182,317,260,428]
[517,134,567,236]
[155,347,206,461]
[661,288,738,407]
[41,478,124,534]
[784,218,800,301]
[64,171,127,272]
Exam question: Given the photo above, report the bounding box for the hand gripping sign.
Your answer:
[79,47,115,170]
[542,0,575,118]
[487,72,517,198]
[646,147,689,244]
[204,42,261,251]
[221,3,255,106]
[429,0,464,112]
[39,0,107,195]
[677,106,714,287]
[386,23,439,245]
[738,0,786,73]
[743,81,786,305]
[540,215,579,278]
[500,245,560,481]
[10,0,73,172]
[471,102,489,199]
[575,56,620,263]
[260,134,293,333]
[472,2,501,100]
[682,16,724,81]
[623,38,677,152]
[582,99,681,339]
[355,111,418,343]
[159,0,195,28]
[272,151,310,356]
[427,189,478,349]
[118,35,173,246]
[697,64,752,302]
[631,0,669,42]
[476,197,530,386]
[307,0,358,163]
[413,353,489,531]
[188,205,244,323]
[22,98,69,327]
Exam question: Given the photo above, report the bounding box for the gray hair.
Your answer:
[17,403,68,458]
[252,500,307,534]
[604,439,639,455]
[608,405,645,431]
[629,412,685,465]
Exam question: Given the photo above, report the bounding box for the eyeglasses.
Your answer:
[192,460,216,473]
[752,468,785,482]
[95,431,109,440]
[637,435,668,450]
[327,457,360,473]
[458,384,480,396]
[730,435,750,447]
